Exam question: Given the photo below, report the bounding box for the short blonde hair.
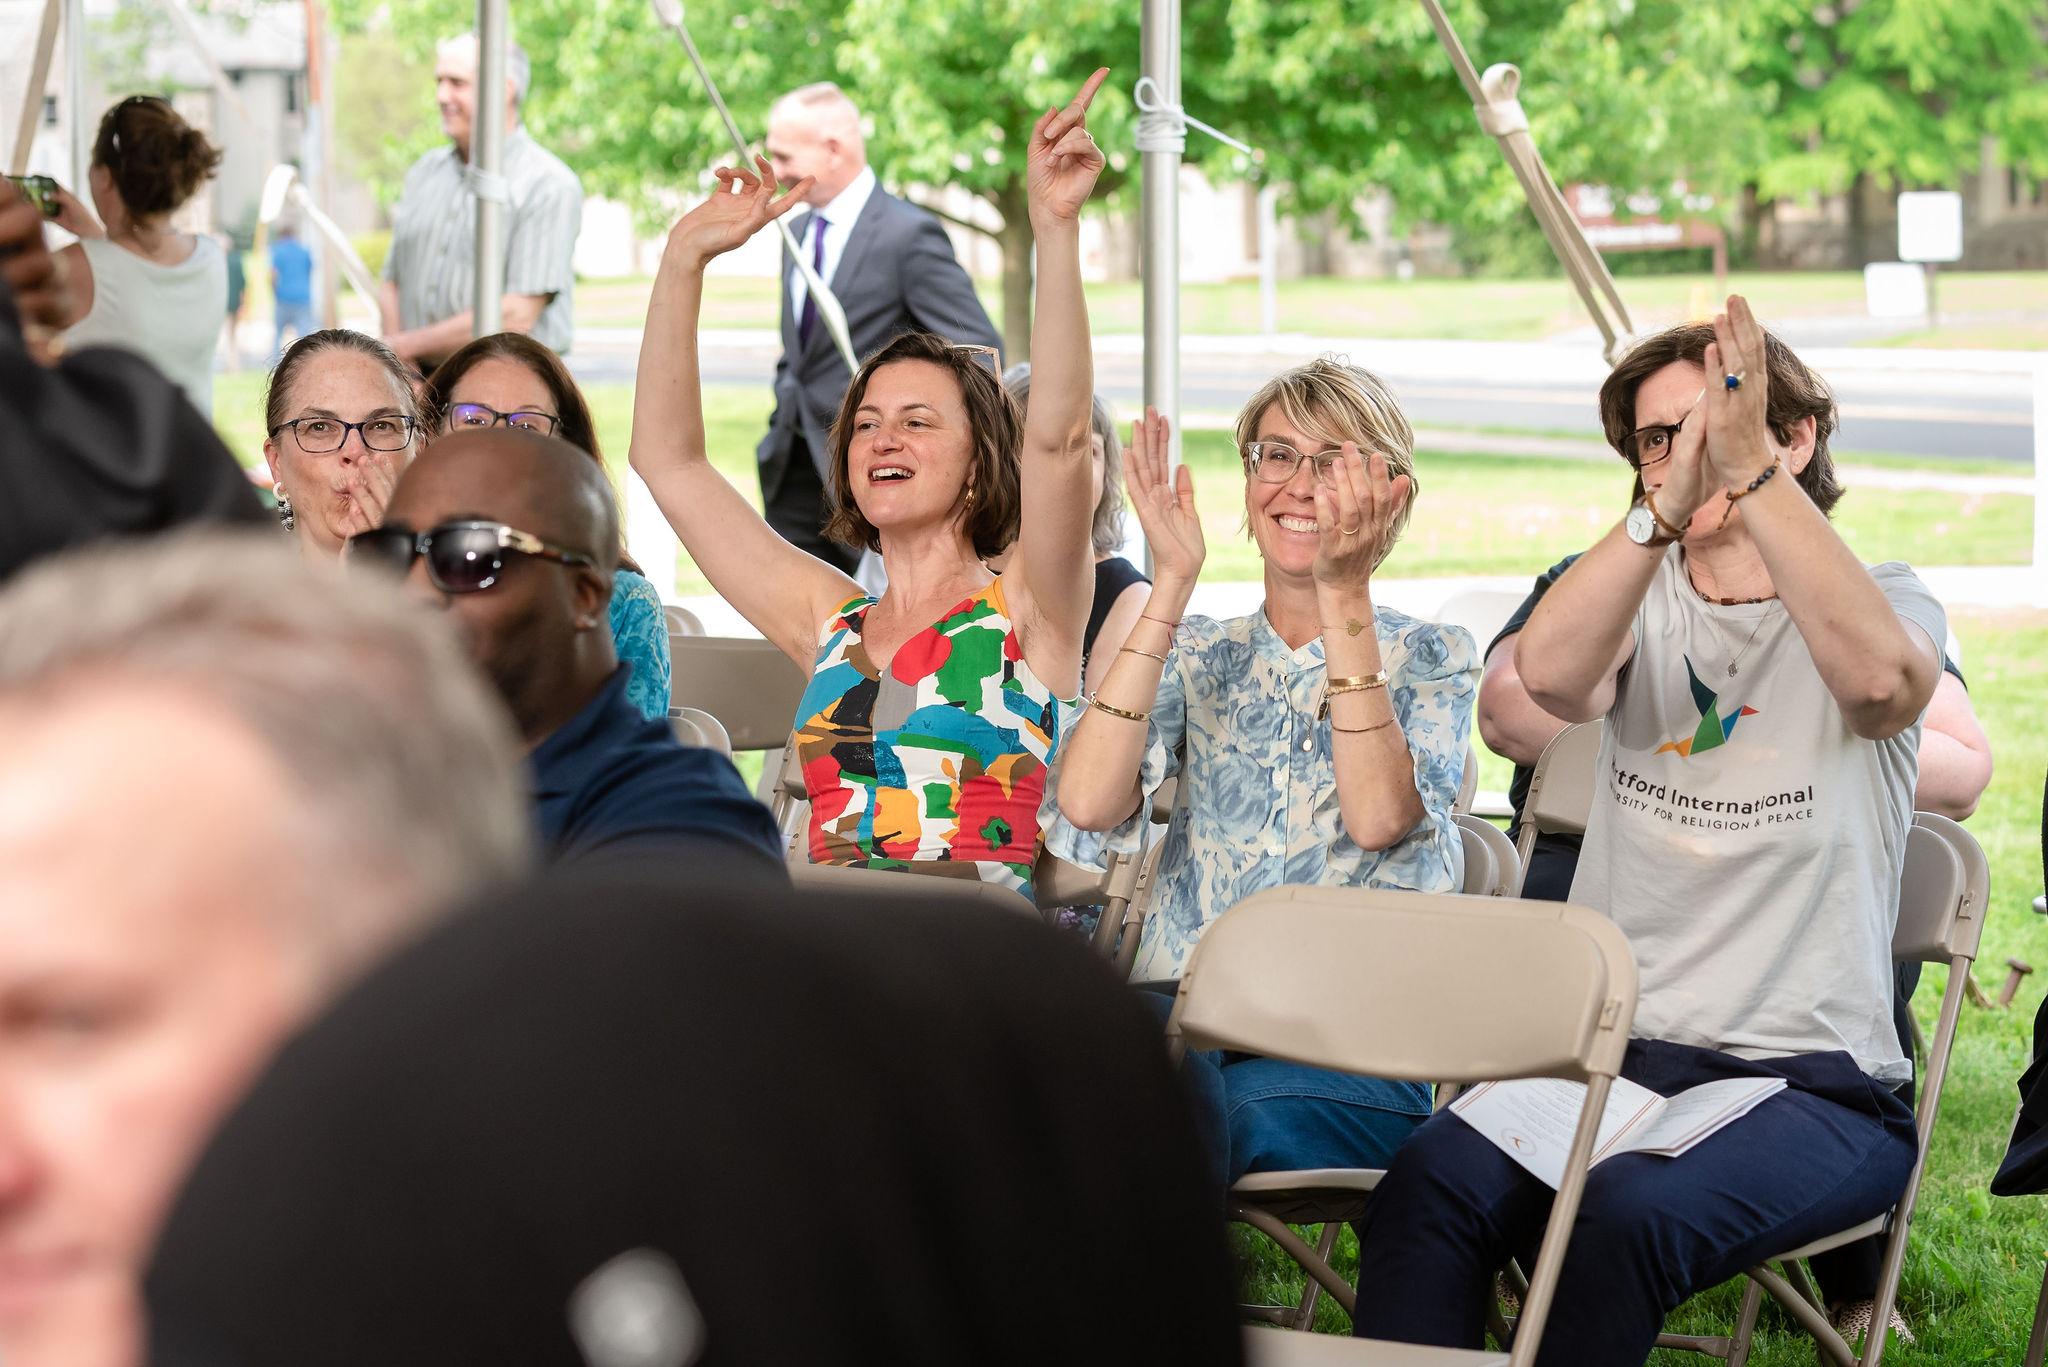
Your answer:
[1233,356,1419,566]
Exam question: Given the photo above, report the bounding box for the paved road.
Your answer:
[566,328,2039,464]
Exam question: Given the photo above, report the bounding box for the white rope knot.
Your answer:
[1132,75,1254,157]
[1475,62,1530,137]
[466,166,510,204]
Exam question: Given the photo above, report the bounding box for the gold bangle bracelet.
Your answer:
[1325,670,1388,690]
[1087,693,1151,723]
[1331,717,1398,736]
[1118,646,1170,664]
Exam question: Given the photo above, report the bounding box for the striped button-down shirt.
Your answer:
[382,127,583,355]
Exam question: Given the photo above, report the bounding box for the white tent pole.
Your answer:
[2035,359,2047,607]
[471,0,508,337]
[63,0,86,188]
[1139,0,1182,480]
[1258,182,1278,341]
[11,0,59,176]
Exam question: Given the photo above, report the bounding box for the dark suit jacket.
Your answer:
[756,183,1001,495]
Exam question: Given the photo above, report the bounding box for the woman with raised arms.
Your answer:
[628,71,1109,898]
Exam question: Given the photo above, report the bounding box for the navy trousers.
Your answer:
[1350,1039,1916,1367]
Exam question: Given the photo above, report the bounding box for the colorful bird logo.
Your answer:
[1655,657,1760,758]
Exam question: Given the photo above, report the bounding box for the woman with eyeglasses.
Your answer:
[1044,357,1476,1190]
[263,329,422,559]
[48,95,226,416]
[420,333,671,722]
[627,73,1108,898]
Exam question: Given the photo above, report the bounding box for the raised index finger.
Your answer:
[1042,68,1110,143]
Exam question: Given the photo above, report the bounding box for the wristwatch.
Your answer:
[1625,494,1684,548]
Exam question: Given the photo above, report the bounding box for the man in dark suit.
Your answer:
[760,82,1002,574]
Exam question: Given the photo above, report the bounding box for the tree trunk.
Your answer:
[993,176,1034,363]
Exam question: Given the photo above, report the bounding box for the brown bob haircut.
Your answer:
[824,332,1023,559]
[1599,322,1844,516]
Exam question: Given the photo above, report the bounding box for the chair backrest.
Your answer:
[1896,812,1989,964]
[789,862,1039,918]
[1456,819,1498,896]
[1513,720,1602,895]
[668,636,809,751]
[668,707,732,757]
[1524,721,1602,837]
[663,604,704,636]
[1454,813,1520,897]
[1454,746,1478,814]
[1172,886,1635,1086]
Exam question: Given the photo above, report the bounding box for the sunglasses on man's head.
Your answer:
[346,521,594,594]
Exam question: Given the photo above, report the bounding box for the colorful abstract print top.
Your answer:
[793,578,1073,898]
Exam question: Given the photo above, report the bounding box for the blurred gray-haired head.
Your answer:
[441,31,532,107]
[0,531,531,993]
[1001,362,1126,558]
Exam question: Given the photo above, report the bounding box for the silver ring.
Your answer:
[1725,370,1745,391]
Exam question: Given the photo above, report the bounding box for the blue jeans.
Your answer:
[1350,1039,1917,1367]
[274,299,319,357]
[1145,992,1432,1192]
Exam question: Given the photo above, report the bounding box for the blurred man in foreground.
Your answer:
[0,533,528,1367]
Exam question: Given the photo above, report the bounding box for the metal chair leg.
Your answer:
[1287,1222,1341,1331]
[1725,1275,1766,1367]
[2025,1259,2048,1367]
[1231,1205,1359,1317]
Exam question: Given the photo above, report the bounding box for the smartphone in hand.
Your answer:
[5,175,59,217]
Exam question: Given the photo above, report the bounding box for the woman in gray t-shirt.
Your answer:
[1348,300,1939,1367]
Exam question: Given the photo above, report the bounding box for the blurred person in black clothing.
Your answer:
[0,178,263,582]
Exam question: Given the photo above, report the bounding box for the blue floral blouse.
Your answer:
[1043,606,1478,981]
[609,568,673,723]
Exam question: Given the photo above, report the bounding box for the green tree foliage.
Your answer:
[1743,0,2048,200]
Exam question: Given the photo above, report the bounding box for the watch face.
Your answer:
[1626,503,1656,544]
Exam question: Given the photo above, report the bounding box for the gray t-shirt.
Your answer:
[1569,551,1945,1082]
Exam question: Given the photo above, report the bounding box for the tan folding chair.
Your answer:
[1654,812,1989,1367]
[1166,884,1637,1365]
[1454,814,1520,898]
[662,604,704,636]
[788,862,1039,918]
[1454,748,1478,815]
[668,635,810,809]
[1511,721,1601,896]
[668,707,731,757]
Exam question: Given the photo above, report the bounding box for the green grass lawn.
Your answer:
[567,270,2048,343]
[217,364,2046,1358]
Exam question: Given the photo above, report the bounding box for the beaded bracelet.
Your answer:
[1717,455,1781,530]
[1087,693,1150,723]
[1332,717,1397,735]
[1118,646,1170,664]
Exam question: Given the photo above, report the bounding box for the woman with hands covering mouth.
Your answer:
[629,72,1110,898]
[1044,358,1477,1190]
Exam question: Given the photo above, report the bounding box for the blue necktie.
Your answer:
[797,214,829,347]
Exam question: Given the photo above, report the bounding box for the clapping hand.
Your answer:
[1123,407,1204,592]
[1027,68,1109,226]
[1702,294,1776,489]
[1311,444,1409,592]
[666,157,813,269]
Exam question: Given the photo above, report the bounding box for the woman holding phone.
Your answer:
[629,72,1109,898]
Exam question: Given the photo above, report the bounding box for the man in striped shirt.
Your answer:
[380,33,583,372]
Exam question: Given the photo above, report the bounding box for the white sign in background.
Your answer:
[1897,191,1964,264]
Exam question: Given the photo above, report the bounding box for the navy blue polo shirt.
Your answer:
[529,665,784,868]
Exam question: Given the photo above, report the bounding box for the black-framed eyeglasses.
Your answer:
[1242,440,1343,486]
[443,402,561,436]
[345,520,594,594]
[953,344,1000,375]
[270,414,417,454]
[1620,389,1706,470]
